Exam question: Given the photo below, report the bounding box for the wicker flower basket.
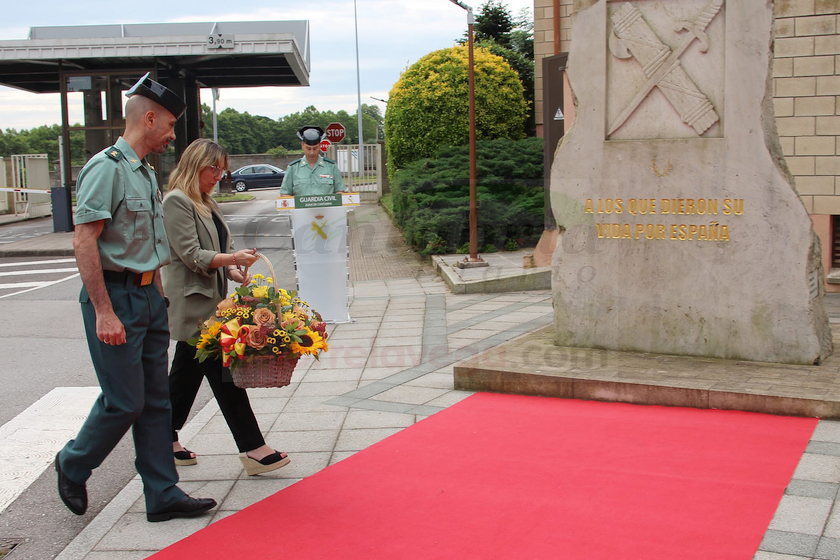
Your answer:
[228,252,300,389]
[231,354,299,389]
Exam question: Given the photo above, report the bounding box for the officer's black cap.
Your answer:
[125,73,187,119]
[297,126,325,145]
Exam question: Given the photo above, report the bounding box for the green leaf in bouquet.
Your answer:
[268,287,276,298]
[187,337,200,347]
[235,286,250,296]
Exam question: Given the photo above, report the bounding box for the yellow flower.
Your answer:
[251,286,269,299]
[196,333,214,349]
[207,321,223,337]
[290,330,326,356]
[254,274,265,280]
[266,277,274,284]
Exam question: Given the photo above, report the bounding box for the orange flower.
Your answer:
[246,327,268,350]
[216,297,237,317]
[252,307,277,328]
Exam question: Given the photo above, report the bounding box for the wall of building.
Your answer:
[532,0,840,290]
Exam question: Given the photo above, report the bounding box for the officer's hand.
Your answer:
[97,310,127,346]
[236,249,259,268]
[229,267,251,286]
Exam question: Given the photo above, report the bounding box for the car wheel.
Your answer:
[234,181,248,192]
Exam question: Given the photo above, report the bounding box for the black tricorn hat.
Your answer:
[125,73,187,119]
[297,126,325,145]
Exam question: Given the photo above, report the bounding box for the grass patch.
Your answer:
[213,193,254,203]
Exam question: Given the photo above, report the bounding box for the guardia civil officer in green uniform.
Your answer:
[280,126,347,196]
[56,73,216,522]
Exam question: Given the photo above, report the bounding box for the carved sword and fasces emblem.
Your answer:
[608,0,724,136]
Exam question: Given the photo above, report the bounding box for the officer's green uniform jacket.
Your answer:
[74,137,170,272]
[280,156,346,196]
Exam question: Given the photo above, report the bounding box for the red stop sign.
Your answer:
[325,122,346,143]
[320,139,331,152]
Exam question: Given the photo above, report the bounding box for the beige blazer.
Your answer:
[161,188,234,341]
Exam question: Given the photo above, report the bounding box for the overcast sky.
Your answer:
[0,0,534,131]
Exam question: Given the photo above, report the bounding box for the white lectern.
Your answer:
[276,192,360,323]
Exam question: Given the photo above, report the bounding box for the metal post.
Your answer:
[467,14,479,262]
[212,87,219,144]
[354,0,364,187]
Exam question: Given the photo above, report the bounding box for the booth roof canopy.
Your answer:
[0,20,311,93]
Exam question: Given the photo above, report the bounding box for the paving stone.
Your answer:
[273,411,347,431]
[182,432,238,455]
[361,366,408,381]
[219,478,299,510]
[329,451,358,465]
[343,409,416,429]
[823,505,840,538]
[424,390,474,408]
[86,552,154,559]
[298,367,364,382]
[769,495,832,534]
[292,380,360,397]
[759,530,820,556]
[809,441,840,456]
[405,372,456,390]
[753,552,814,560]
[817,537,840,560]
[786,479,840,500]
[812,421,840,443]
[281,396,352,413]
[247,397,289,415]
[243,451,331,480]
[94,512,212,551]
[334,427,404,451]
[264,429,338,453]
[175,454,245,482]
[794,453,840,483]
[369,385,450,405]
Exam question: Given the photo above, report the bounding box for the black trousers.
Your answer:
[169,341,265,453]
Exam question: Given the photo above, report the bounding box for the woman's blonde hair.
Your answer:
[167,139,229,216]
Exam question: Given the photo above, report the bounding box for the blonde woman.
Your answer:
[162,139,289,475]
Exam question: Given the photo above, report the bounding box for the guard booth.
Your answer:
[10,155,52,219]
[0,21,311,231]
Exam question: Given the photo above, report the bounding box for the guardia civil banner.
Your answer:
[278,194,359,323]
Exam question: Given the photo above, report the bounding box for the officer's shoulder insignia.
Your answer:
[323,157,337,164]
[105,146,122,161]
[289,158,302,165]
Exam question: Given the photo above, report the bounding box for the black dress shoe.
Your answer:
[147,496,217,522]
[55,452,87,515]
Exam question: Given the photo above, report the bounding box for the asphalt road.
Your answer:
[0,187,293,560]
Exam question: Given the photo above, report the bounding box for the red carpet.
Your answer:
[152,394,816,559]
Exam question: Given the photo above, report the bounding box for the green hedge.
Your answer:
[391,137,544,255]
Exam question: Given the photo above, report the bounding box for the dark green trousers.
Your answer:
[59,280,185,512]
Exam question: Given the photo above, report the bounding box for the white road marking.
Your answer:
[0,267,78,277]
[0,258,76,268]
[0,282,47,289]
[0,387,99,514]
[0,273,80,300]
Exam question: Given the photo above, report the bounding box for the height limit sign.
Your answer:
[325,122,346,143]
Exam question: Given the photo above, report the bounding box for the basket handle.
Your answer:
[242,252,276,286]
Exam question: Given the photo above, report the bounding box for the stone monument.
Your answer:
[551,0,832,364]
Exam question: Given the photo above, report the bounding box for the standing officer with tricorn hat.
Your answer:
[56,72,217,522]
[280,125,347,196]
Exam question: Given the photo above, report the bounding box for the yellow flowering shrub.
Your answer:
[385,45,527,171]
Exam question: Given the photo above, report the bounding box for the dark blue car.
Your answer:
[229,164,285,192]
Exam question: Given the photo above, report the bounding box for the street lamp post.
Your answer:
[354,0,364,187]
[448,0,485,266]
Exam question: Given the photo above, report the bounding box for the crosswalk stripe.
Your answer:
[0,258,76,268]
[0,387,99,514]
[0,273,80,300]
[0,267,78,277]
[0,281,48,289]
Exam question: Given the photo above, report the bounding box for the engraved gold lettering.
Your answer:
[733,199,743,216]
[622,224,631,238]
[616,199,623,214]
[678,224,688,240]
[585,199,594,214]
[723,199,732,215]
[671,224,678,239]
[686,199,695,214]
[611,224,621,237]
[645,224,655,240]
[635,224,644,239]
[688,225,698,240]
[678,199,686,215]
[708,199,718,215]
[721,225,730,241]
[657,224,666,239]
[596,223,608,238]
[698,225,707,240]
